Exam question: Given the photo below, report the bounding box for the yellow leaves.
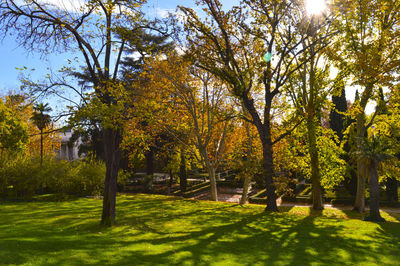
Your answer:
[348,101,364,118]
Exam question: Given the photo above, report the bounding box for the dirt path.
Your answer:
[192,188,400,214]
[278,202,400,213]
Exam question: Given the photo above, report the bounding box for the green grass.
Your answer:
[1,194,400,265]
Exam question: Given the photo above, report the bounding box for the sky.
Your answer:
[0,0,374,114]
[0,0,237,96]
[0,0,192,92]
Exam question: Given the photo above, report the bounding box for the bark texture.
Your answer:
[262,142,278,212]
[354,113,367,212]
[306,116,324,210]
[179,148,187,193]
[101,128,122,226]
[364,162,385,222]
[200,147,218,201]
[240,175,250,205]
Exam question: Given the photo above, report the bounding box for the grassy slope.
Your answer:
[1,194,400,265]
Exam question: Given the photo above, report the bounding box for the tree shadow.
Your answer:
[108,211,398,265]
[1,194,400,265]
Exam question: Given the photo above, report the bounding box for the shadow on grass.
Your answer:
[1,194,399,265]
[383,211,400,222]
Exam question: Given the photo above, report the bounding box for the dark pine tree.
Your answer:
[329,88,347,141]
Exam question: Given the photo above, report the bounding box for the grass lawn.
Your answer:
[1,194,400,265]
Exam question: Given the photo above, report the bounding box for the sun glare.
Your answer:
[306,0,327,15]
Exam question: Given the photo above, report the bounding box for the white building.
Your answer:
[58,129,81,161]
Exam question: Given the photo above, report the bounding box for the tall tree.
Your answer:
[287,64,330,210]
[120,28,174,190]
[374,86,400,204]
[286,6,337,210]
[329,86,348,142]
[140,54,233,201]
[358,136,390,222]
[0,0,148,226]
[179,0,332,210]
[31,103,52,166]
[329,0,400,212]
[0,98,29,159]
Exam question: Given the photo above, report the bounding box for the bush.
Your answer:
[0,156,43,197]
[48,158,105,196]
[0,156,128,198]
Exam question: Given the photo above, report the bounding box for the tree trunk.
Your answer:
[240,175,250,205]
[167,169,173,195]
[199,146,218,201]
[240,119,253,205]
[207,165,218,201]
[146,146,154,176]
[354,114,366,212]
[345,166,358,196]
[364,162,385,222]
[386,177,398,203]
[179,148,187,193]
[101,128,122,227]
[262,142,278,212]
[306,116,324,210]
[144,146,154,192]
[40,128,43,167]
[354,161,366,212]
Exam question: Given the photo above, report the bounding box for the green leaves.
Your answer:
[31,103,52,131]
[0,99,29,156]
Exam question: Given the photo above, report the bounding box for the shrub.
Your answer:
[0,156,43,197]
[0,156,128,198]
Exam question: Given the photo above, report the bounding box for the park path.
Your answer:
[278,202,400,214]
[192,187,400,214]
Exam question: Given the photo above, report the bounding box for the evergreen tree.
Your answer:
[31,103,52,166]
[329,88,348,141]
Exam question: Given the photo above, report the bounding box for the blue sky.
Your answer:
[0,0,238,94]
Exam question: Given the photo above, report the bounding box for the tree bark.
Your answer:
[179,148,187,193]
[243,96,278,211]
[364,161,385,222]
[306,116,324,210]
[198,145,218,201]
[354,162,366,212]
[144,146,154,192]
[167,169,173,195]
[240,175,250,205]
[262,142,278,211]
[386,177,398,203]
[101,128,122,226]
[240,120,253,205]
[145,146,154,176]
[354,113,367,212]
[207,164,218,201]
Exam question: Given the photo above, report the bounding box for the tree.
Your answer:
[225,117,261,205]
[286,10,337,209]
[120,28,174,191]
[179,0,332,210]
[329,85,348,142]
[374,86,400,204]
[0,0,157,226]
[357,136,391,222]
[0,98,29,159]
[329,0,400,212]
[140,54,233,201]
[31,103,52,166]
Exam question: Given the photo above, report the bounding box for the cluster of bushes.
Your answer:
[0,156,127,198]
